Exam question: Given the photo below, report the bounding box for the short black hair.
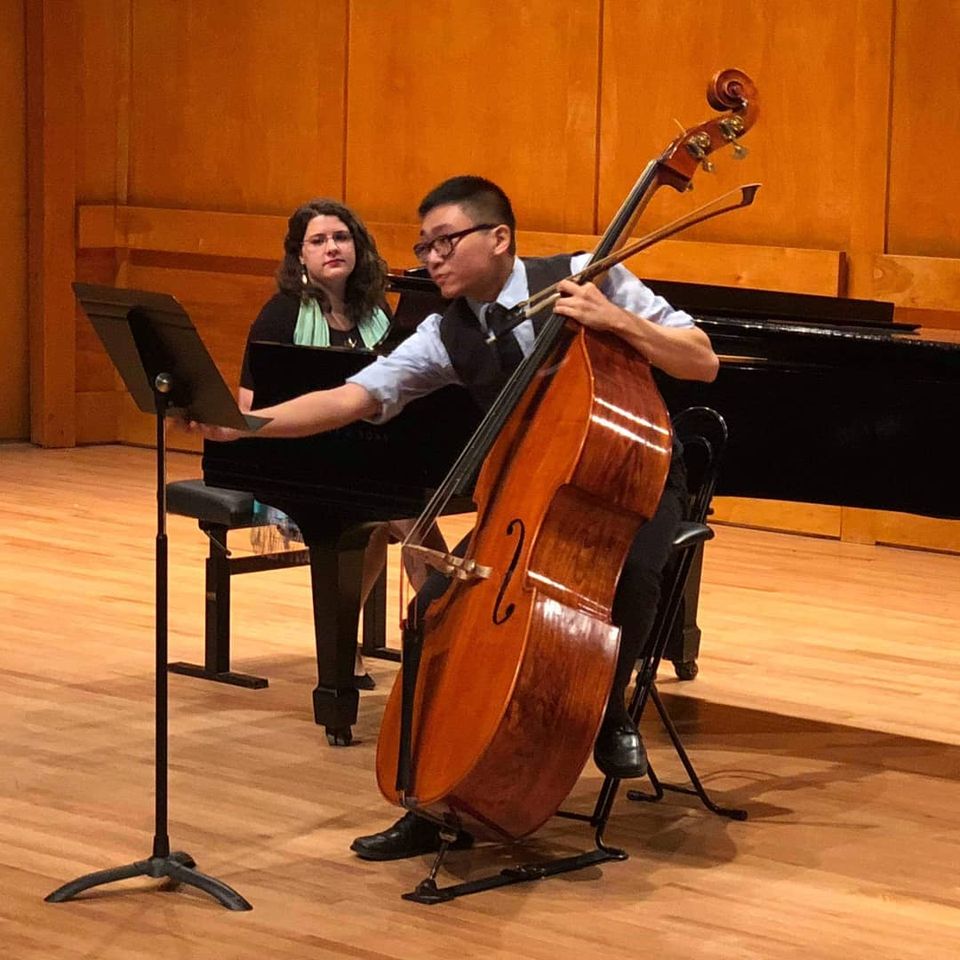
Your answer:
[418,175,516,254]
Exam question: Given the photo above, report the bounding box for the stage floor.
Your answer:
[1,443,958,960]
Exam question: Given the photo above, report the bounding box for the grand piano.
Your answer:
[203,273,960,739]
[203,278,479,744]
[646,280,960,675]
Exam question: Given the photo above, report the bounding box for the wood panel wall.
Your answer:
[0,0,28,440]
[21,0,960,550]
[600,0,893,253]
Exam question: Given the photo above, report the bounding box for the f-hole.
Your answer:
[492,518,524,625]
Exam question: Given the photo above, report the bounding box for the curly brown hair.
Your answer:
[276,199,388,326]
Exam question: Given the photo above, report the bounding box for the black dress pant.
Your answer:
[608,450,686,705]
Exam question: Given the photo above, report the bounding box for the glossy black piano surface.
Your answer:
[204,342,479,528]
[642,278,959,674]
[642,279,960,521]
[380,272,960,521]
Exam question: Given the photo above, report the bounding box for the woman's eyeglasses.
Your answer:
[302,231,354,248]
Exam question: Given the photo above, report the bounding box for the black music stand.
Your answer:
[46,284,267,911]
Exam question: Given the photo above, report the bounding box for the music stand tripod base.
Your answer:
[45,850,252,911]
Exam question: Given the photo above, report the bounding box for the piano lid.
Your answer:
[641,277,911,332]
[387,270,917,340]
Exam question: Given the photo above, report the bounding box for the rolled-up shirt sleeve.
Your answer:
[571,254,695,329]
[346,313,461,423]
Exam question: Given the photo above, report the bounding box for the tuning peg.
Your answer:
[732,141,749,160]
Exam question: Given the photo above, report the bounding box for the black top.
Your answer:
[239,292,364,389]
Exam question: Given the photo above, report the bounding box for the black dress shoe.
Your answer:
[350,812,474,862]
[353,672,376,691]
[593,714,648,779]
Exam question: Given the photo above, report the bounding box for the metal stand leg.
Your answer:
[402,837,454,904]
[46,850,250,910]
[400,831,627,905]
[47,380,251,911]
[626,687,747,820]
[401,760,631,905]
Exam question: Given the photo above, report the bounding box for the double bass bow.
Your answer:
[377,69,759,844]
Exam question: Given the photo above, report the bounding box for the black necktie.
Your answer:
[484,303,524,373]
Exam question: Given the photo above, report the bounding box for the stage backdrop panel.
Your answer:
[599,0,892,253]
[887,0,960,258]
[127,0,348,214]
[0,0,28,440]
[344,0,602,235]
[18,0,960,550]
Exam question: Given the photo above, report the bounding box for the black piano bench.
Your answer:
[165,478,310,689]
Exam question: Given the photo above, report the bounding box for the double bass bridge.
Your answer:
[403,544,492,582]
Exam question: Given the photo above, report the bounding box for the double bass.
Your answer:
[376,69,759,844]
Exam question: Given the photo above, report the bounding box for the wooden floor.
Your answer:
[2,443,959,959]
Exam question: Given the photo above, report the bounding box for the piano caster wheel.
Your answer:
[325,726,353,747]
[674,659,699,681]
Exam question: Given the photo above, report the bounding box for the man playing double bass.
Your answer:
[198,175,719,860]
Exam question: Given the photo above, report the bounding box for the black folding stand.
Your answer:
[395,518,746,904]
[46,284,266,910]
[394,621,627,905]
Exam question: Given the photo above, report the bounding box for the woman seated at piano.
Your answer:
[238,198,443,689]
[238,198,392,407]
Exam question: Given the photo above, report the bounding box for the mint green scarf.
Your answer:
[294,299,390,349]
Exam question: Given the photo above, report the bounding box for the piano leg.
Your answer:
[306,522,384,745]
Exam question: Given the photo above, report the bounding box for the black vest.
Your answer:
[439,254,574,411]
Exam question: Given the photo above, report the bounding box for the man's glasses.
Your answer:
[302,231,354,248]
[412,224,497,264]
